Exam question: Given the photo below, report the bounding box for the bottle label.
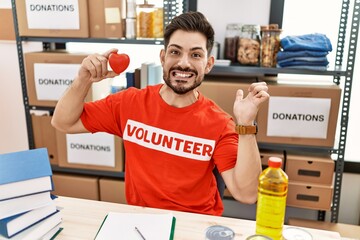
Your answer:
[256,193,287,238]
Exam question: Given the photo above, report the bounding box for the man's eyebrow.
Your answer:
[168,44,182,49]
[168,44,205,52]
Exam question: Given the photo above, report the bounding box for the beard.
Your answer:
[163,67,203,95]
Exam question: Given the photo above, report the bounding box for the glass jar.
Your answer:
[260,25,282,68]
[224,23,242,62]
[152,7,164,38]
[237,24,261,65]
[137,1,155,38]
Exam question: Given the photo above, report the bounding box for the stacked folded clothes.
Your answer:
[277,33,332,70]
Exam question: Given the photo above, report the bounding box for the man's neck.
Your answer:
[159,84,199,108]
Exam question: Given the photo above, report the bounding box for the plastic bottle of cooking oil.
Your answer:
[255,157,288,240]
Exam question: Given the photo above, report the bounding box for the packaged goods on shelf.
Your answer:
[15,0,89,38]
[199,79,255,120]
[24,51,92,107]
[52,173,100,200]
[99,178,127,204]
[256,82,341,148]
[237,24,261,66]
[31,114,59,166]
[287,181,333,211]
[260,24,282,68]
[55,131,125,172]
[224,23,242,62]
[285,154,334,185]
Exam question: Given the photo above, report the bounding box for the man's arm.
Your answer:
[221,82,269,204]
[51,49,119,133]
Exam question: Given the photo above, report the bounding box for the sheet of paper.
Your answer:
[95,212,174,240]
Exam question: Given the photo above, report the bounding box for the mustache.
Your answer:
[169,66,198,75]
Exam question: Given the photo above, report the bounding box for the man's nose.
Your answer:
[178,54,191,67]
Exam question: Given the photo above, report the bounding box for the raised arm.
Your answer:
[221,82,269,204]
[51,48,119,133]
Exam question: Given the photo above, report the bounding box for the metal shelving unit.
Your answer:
[10,0,191,176]
[11,0,359,223]
[208,0,360,223]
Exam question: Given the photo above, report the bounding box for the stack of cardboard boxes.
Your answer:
[13,0,130,203]
[200,77,341,211]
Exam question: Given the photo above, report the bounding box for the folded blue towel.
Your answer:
[277,50,328,61]
[277,64,328,71]
[277,56,329,66]
[278,59,329,67]
[280,33,332,52]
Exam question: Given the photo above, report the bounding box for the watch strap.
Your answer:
[235,123,258,135]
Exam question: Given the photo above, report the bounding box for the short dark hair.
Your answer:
[163,11,215,56]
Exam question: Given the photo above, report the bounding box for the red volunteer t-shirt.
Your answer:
[81,84,238,215]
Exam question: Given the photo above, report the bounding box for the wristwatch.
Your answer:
[235,122,258,135]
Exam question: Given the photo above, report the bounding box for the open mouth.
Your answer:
[172,70,195,79]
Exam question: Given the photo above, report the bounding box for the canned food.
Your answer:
[282,227,313,240]
[246,234,273,240]
[205,225,235,240]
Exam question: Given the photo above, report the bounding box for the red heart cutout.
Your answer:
[109,53,130,74]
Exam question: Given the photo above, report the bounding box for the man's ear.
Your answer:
[160,49,165,66]
[205,55,215,74]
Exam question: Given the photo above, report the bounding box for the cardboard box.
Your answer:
[24,51,91,107]
[56,131,125,172]
[0,8,15,40]
[99,178,127,204]
[257,83,341,148]
[52,173,99,200]
[15,0,89,37]
[285,154,334,185]
[31,114,59,166]
[287,181,333,211]
[88,0,106,38]
[199,79,254,120]
[104,0,124,38]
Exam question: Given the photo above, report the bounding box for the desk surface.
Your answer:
[54,196,341,240]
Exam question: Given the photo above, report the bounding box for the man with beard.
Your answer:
[52,11,269,216]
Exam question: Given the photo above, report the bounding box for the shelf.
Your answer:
[210,64,347,77]
[51,165,125,179]
[19,36,164,45]
[258,143,335,155]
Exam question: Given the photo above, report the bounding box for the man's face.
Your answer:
[160,30,213,95]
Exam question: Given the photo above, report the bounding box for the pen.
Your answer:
[134,226,146,240]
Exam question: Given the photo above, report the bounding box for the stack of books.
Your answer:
[0,148,62,239]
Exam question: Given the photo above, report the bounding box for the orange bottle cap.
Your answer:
[268,157,282,168]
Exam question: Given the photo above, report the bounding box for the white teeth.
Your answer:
[175,72,191,78]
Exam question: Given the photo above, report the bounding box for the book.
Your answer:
[0,203,57,238]
[95,212,176,240]
[126,70,135,88]
[134,67,141,89]
[0,148,53,201]
[140,62,155,89]
[0,192,54,220]
[40,223,63,240]
[147,64,163,86]
[0,210,62,240]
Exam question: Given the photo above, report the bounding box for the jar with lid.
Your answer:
[125,0,137,39]
[237,24,261,65]
[137,0,155,38]
[224,23,242,62]
[260,24,282,68]
[152,7,164,38]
